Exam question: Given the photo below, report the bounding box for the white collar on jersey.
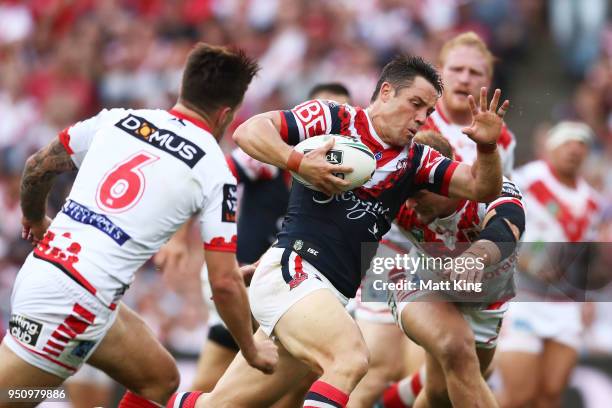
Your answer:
[365,108,391,150]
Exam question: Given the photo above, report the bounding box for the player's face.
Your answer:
[408,190,460,224]
[381,77,438,146]
[311,91,351,105]
[548,140,589,178]
[441,46,491,114]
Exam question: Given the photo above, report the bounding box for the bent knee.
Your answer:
[322,340,370,382]
[434,332,477,372]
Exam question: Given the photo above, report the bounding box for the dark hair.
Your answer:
[180,43,260,114]
[308,82,351,99]
[413,130,454,159]
[370,55,443,102]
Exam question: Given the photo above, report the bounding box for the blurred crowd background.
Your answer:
[0,0,610,406]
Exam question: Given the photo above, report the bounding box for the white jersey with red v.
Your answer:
[512,160,600,242]
[37,108,237,308]
[276,99,460,298]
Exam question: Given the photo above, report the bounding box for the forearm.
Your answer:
[233,115,293,169]
[20,159,58,222]
[463,240,501,268]
[20,139,76,221]
[211,273,256,354]
[471,148,502,201]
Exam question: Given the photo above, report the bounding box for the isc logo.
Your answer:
[116,115,206,168]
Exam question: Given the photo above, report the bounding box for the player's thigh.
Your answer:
[0,342,65,408]
[192,338,237,391]
[87,303,178,395]
[204,329,311,408]
[398,301,475,359]
[274,289,369,374]
[539,339,578,396]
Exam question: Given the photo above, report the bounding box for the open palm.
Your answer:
[462,87,510,145]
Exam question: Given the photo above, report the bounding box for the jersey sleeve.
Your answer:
[486,177,524,213]
[199,168,238,253]
[228,147,279,184]
[58,109,113,168]
[278,99,342,145]
[413,144,460,196]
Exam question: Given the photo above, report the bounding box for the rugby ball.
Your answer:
[291,135,376,192]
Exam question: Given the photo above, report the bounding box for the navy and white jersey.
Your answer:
[227,148,290,264]
[275,99,459,298]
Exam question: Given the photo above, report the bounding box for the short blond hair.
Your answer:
[439,32,495,77]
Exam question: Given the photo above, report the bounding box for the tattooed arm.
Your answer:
[20,138,77,242]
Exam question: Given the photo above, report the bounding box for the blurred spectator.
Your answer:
[549,0,609,78]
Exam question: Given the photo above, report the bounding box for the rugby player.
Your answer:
[0,43,277,408]
[366,31,518,408]
[379,130,524,408]
[171,54,509,408]
[496,121,601,408]
[188,83,352,402]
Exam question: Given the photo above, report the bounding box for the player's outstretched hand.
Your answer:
[298,138,352,196]
[462,87,510,146]
[21,216,52,245]
[243,337,279,375]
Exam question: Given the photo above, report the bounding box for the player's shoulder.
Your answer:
[511,159,546,185]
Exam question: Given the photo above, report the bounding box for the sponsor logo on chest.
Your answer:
[116,114,206,168]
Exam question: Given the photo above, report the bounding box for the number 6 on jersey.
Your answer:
[96,151,159,212]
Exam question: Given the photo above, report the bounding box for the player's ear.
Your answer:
[218,106,235,125]
[380,82,394,102]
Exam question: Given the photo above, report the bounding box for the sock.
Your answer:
[166,391,203,408]
[382,366,426,408]
[304,380,349,408]
[118,391,159,408]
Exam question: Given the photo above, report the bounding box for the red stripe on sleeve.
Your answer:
[58,127,74,155]
[440,161,459,196]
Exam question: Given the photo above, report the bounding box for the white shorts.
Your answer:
[3,254,118,379]
[354,287,395,324]
[497,302,583,353]
[392,297,508,349]
[249,247,348,336]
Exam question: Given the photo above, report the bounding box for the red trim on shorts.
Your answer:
[9,333,77,372]
[56,324,77,338]
[45,340,65,351]
[64,315,89,334]
[73,303,96,324]
[167,109,212,132]
[488,197,523,211]
[58,127,74,155]
[51,331,70,343]
[42,347,61,357]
